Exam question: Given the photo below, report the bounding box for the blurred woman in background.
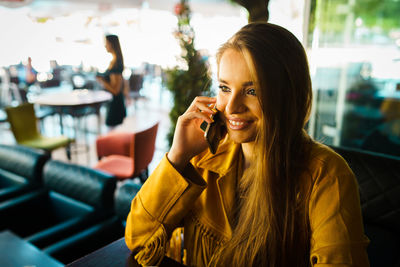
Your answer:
[96,34,126,128]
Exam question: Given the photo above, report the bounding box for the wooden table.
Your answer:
[67,237,186,267]
[32,89,112,135]
[0,230,63,267]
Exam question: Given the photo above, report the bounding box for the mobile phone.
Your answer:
[200,110,226,154]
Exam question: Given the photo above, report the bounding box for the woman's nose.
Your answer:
[225,92,246,114]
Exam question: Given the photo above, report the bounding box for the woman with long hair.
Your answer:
[125,23,369,267]
[97,34,126,127]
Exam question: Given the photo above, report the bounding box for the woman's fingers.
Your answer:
[181,110,213,124]
[184,98,217,124]
[184,97,216,123]
[187,96,216,113]
[193,96,216,103]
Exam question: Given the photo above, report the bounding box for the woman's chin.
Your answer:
[227,130,256,144]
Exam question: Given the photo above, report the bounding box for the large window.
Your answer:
[307,0,400,157]
[0,1,246,71]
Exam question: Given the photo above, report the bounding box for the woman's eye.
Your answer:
[247,88,257,96]
[219,85,230,92]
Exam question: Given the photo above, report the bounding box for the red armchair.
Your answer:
[94,123,159,182]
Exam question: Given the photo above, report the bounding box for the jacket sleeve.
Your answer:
[125,154,207,266]
[309,157,370,267]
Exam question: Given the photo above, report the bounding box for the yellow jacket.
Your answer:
[125,138,369,267]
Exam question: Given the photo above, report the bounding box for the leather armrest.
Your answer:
[43,216,124,263]
[0,144,49,183]
[27,210,114,249]
[0,183,39,203]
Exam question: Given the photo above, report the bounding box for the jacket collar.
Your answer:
[194,136,242,239]
[195,136,241,176]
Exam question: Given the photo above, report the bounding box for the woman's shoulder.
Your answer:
[306,141,354,181]
[109,61,124,74]
[308,141,347,165]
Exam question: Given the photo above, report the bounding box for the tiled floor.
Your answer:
[0,75,173,174]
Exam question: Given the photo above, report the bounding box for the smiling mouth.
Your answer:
[228,119,250,130]
[229,120,245,126]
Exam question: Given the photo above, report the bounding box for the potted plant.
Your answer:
[164,0,212,146]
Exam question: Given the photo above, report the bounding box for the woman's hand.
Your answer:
[98,74,122,95]
[96,76,104,84]
[168,96,216,172]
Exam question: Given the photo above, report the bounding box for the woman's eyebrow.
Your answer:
[218,78,228,84]
[218,79,253,87]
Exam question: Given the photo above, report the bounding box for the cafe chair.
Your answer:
[0,144,49,203]
[0,160,116,252]
[43,180,141,264]
[94,122,159,182]
[128,73,145,105]
[5,103,73,159]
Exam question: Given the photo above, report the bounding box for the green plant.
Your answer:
[165,0,212,147]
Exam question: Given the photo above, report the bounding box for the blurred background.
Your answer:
[1,0,400,163]
[0,1,400,266]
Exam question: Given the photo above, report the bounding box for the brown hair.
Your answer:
[211,22,313,267]
[105,34,124,68]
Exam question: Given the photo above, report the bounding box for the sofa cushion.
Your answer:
[0,170,28,188]
[0,170,30,202]
[49,191,94,220]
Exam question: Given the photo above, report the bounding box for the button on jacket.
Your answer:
[125,137,370,267]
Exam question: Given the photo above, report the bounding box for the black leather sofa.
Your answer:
[44,180,141,264]
[0,144,49,202]
[0,159,116,253]
[331,146,400,267]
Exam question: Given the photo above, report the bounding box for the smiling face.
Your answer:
[216,48,263,144]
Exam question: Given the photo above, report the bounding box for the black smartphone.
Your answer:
[200,110,226,154]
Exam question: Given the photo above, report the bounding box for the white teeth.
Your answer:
[229,120,245,126]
